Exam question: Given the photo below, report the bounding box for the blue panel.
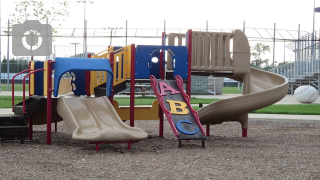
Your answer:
[135,45,188,79]
[34,61,44,95]
[53,57,113,97]
[70,70,86,96]
[150,50,160,79]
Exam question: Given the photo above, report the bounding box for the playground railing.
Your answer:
[22,69,45,114]
[11,69,33,111]
[167,30,251,73]
[90,45,131,94]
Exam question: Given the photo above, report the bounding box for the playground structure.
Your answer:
[0,28,289,150]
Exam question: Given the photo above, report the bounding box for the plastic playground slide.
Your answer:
[198,68,289,127]
[57,96,148,141]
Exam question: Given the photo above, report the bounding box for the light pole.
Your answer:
[108,27,122,46]
[70,43,80,57]
[76,0,94,58]
[3,19,11,91]
[314,3,320,60]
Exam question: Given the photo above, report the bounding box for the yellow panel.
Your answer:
[89,45,132,95]
[29,61,35,95]
[112,100,159,120]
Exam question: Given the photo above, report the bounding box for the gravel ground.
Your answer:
[0,120,320,180]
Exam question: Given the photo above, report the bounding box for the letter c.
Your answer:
[176,120,199,135]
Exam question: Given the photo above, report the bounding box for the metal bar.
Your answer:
[22,69,45,114]
[273,23,276,67]
[109,52,114,104]
[47,60,54,145]
[254,28,263,38]
[130,44,135,127]
[7,19,10,91]
[187,29,192,96]
[11,69,32,111]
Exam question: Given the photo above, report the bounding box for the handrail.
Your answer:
[22,69,45,114]
[11,69,33,112]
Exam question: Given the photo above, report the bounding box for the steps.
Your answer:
[13,97,44,119]
[0,115,28,144]
[0,97,46,143]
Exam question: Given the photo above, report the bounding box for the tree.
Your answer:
[9,0,69,61]
[250,43,270,69]
[1,56,7,73]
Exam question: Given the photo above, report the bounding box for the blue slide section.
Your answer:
[53,57,113,97]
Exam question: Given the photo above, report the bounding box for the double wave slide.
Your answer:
[198,68,289,135]
[57,96,148,151]
[150,75,206,148]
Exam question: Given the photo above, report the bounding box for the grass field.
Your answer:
[0,96,24,108]
[192,104,320,115]
[1,84,29,91]
[222,86,242,94]
[113,96,220,106]
[1,95,319,115]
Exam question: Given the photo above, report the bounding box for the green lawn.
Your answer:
[1,96,319,115]
[193,104,320,115]
[222,87,242,94]
[1,84,29,91]
[114,96,220,106]
[0,96,24,108]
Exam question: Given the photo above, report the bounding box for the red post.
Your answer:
[158,106,164,137]
[158,32,166,137]
[29,61,31,96]
[85,54,92,96]
[206,124,210,136]
[242,129,247,137]
[187,29,192,96]
[47,60,53,145]
[130,44,136,127]
[109,52,115,104]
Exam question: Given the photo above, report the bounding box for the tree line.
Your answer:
[1,56,29,73]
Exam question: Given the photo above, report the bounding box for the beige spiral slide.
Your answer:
[168,29,289,134]
[57,96,148,142]
[198,68,289,128]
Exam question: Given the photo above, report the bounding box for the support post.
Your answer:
[206,124,210,136]
[130,44,135,127]
[272,23,276,68]
[47,60,53,145]
[85,54,91,96]
[109,52,115,104]
[187,29,192,96]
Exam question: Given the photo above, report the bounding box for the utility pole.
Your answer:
[70,43,80,57]
[6,19,9,91]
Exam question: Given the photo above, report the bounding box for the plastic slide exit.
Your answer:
[150,75,206,147]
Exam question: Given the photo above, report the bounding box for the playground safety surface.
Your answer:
[0,119,320,179]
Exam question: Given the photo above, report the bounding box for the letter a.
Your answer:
[158,82,180,96]
[166,100,189,115]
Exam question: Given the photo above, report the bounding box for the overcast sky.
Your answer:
[0,0,319,62]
